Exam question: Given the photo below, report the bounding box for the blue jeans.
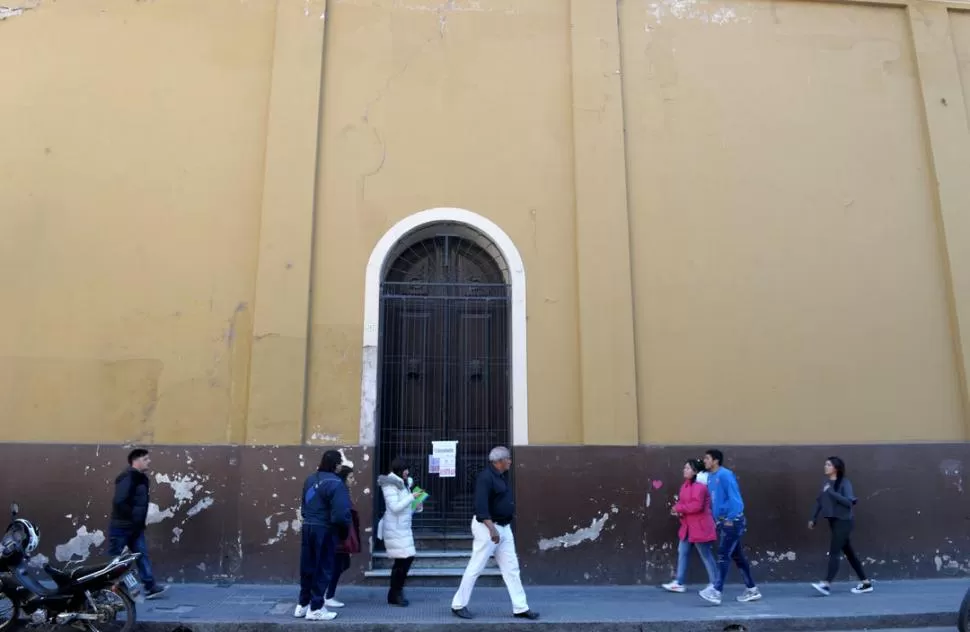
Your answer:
[675,538,718,586]
[108,527,156,590]
[713,517,756,592]
[299,525,337,610]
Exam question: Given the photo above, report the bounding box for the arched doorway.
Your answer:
[376,225,512,536]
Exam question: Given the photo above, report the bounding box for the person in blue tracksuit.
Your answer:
[294,450,352,621]
[698,449,762,606]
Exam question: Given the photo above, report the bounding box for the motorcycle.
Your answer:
[0,503,141,632]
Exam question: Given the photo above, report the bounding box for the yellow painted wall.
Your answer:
[955,11,970,119]
[305,0,583,445]
[620,0,966,444]
[1,0,968,447]
[0,0,277,443]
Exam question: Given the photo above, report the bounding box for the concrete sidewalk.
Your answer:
[134,579,967,631]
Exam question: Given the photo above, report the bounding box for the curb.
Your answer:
[137,610,957,632]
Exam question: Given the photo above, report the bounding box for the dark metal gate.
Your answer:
[376,233,511,538]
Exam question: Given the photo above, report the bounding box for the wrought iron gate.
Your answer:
[376,233,511,538]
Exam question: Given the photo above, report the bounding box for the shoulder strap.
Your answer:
[304,473,325,506]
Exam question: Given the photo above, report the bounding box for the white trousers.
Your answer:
[451,519,529,614]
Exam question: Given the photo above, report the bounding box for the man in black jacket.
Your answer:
[451,446,538,621]
[109,448,166,599]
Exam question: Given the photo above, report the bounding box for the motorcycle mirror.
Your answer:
[9,503,18,517]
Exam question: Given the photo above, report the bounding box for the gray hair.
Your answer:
[488,446,511,463]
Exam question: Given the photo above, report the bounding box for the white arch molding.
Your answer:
[359,208,529,447]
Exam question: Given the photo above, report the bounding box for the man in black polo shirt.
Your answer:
[451,446,539,620]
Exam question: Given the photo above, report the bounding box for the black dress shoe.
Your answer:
[452,607,474,619]
[388,595,410,607]
[514,610,540,620]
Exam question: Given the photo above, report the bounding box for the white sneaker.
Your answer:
[699,586,722,605]
[811,582,831,596]
[324,598,345,608]
[305,608,337,621]
[662,581,686,593]
[293,605,309,618]
[737,587,762,603]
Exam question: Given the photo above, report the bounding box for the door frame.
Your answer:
[359,208,529,448]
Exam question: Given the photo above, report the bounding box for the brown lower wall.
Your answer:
[0,443,967,584]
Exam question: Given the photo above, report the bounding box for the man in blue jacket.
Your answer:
[295,450,352,621]
[699,449,761,605]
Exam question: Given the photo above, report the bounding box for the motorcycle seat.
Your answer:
[45,556,119,581]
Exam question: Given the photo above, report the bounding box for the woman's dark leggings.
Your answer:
[388,556,414,600]
[826,518,867,582]
[326,553,350,600]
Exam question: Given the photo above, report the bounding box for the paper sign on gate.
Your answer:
[431,441,458,478]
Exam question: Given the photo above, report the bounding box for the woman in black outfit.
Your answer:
[324,460,361,609]
[808,456,873,596]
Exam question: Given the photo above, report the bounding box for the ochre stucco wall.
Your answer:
[0,0,277,444]
[620,0,966,444]
[955,11,970,121]
[1,0,969,447]
[304,0,583,446]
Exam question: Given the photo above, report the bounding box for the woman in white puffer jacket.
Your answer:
[378,458,422,606]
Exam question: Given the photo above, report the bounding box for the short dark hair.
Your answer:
[318,450,343,473]
[705,449,724,466]
[337,465,352,482]
[127,449,149,465]
[389,457,408,479]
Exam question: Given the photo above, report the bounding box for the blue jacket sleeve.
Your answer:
[722,470,745,520]
[828,479,857,507]
[330,481,352,528]
[473,471,491,521]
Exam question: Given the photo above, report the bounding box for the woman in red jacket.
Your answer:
[662,459,719,593]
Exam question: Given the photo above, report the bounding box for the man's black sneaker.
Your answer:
[452,607,473,620]
[145,586,168,600]
[514,610,540,620]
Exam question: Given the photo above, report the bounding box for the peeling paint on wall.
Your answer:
[28,553,49,569]
[538,512,610,551]
[147,471,216,544]
[309,432,343,443]
[765,550,797,562]
[645,0,751,27]
[187,496,214,517]
[146,503,175,525]
[0,0,37,21]
[940,459,964,493]
[54,527,105,562]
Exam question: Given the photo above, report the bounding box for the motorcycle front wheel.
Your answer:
[0,593,19,631]
[959,586,970,632]
[83,588,135,632]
